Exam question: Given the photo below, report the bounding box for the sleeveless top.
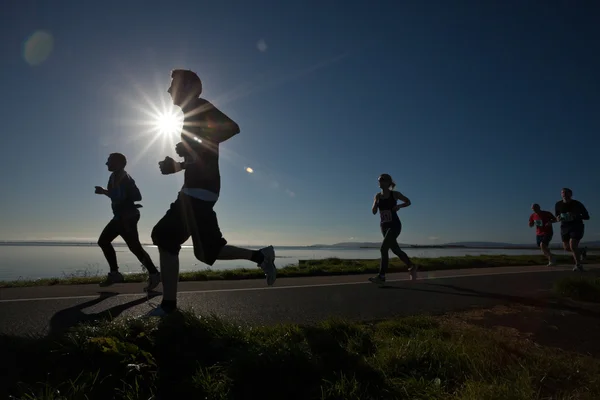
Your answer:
[378,192,401,229]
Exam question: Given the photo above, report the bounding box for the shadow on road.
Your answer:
[380,282,600,318]
[48,291,160,336]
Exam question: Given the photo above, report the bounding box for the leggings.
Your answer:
[379,225,412,275]
[98,213,157,273]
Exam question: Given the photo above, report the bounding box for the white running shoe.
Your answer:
[408,265,418,281]
[547,257,557,267]
[259,246,277,286]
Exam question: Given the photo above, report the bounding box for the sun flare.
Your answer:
[154,110,183,136]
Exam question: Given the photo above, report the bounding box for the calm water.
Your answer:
[0,244,584,281]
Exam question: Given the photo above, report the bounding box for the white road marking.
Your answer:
[0,265,593,304]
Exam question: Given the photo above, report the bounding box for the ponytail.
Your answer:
[379,174,396,190]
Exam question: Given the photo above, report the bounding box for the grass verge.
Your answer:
[554,276,600,303]
[2,311,599,400]
[2,254,599,289]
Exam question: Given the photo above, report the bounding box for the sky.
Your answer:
[0,0,598,247]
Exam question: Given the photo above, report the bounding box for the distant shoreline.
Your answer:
[1,241,598,250]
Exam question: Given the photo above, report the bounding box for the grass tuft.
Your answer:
[2,311,600,399]
[554,276,600,303]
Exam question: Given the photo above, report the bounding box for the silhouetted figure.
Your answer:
[369,173,416,285]
[555,187,590,271]
[147,69,277,316]
[528,203,557,266]
[95,153,160,290]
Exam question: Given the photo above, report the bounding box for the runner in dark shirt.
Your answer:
[369,173,416,285]
[95,153,159,288]
[554,188,590,271]
[148,69,277,316]
[528,203,557,266]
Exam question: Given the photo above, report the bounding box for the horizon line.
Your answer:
[1,239,597,247]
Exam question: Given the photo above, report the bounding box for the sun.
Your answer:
[154,110,183,136]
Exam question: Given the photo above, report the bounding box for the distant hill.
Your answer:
[442,242,523,248]
[316,240,600,249]
[309,242,410,248]
[443,241,600,248]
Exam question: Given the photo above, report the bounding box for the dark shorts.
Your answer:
[536,234,552,247]
[151,192,227,266]
[561,225,585,242]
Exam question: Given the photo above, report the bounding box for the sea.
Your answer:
[0,242,591,282]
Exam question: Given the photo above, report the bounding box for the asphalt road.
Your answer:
[1,264,598,337]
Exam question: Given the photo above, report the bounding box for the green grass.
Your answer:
[554,276,600,303]
[3,254,599,289]
[2,311,599,399]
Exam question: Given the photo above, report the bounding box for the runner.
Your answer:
[95,153,160,290]
[147,69,277,316]
[369,173,417,284]
[554,188,590,271]
[528,203,557,266]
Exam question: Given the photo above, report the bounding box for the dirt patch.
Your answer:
[449,302,600,358]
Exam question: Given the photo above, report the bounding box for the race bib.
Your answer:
[380,210,393,223]
[534,220,544,227]
[560,213,573,222]
[561,213,573,222]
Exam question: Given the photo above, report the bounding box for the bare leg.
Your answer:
[217,245,256,261]
[570,238,581,265]
[540,242,552,261]
[159,249,179,303]
[215,245,278,286]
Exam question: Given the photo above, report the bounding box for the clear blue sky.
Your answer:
[0,0,598,246]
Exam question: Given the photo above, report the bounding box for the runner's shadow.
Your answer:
[48,291,159,336]
[379,283,600,318]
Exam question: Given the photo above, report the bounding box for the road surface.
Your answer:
[1,264,598,337]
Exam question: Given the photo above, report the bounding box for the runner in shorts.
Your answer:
[147,69,277,316]
[554,188,590,271]
[528,203,557,266]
